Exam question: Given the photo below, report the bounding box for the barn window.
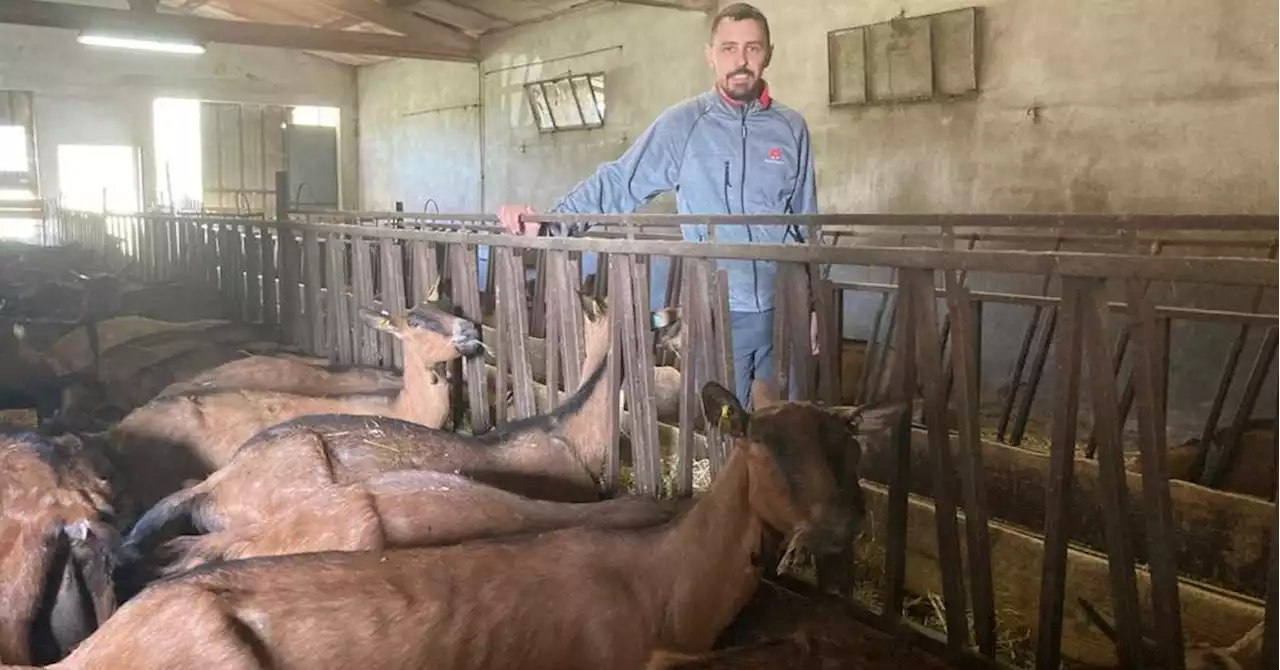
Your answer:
[525,73,605,133]
[0,125,27,173]
[290,106,341,128]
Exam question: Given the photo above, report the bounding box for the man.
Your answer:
[499,2,820,407]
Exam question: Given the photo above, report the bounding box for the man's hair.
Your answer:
[709,3,771,46]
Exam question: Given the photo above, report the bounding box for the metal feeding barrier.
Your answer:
[44,195,1278,670]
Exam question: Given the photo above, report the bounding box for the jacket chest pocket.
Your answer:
[748,145,798,209]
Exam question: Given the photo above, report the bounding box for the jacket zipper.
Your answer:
[741,109,760,312]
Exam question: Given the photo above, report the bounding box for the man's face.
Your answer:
[705,17,770,102]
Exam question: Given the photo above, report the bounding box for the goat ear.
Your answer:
[578,292,607,323]
[357,307,399,335]
[701,381,747,437]
[828,399,909,438]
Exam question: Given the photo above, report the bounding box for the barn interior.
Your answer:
[0,0,1276,667]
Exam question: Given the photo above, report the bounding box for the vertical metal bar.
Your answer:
[325,233,352,365]
[629,255,661,496]
[944,274,996,657]
[379,238,405,368]
[675,264,698,497]
[907,269,969,649]
[998,238,1064,440]
[859,290,892,404]
[881,274,917,626]
[243,224,262,323]
[260,222,278,330]
[544,256,562,409]
[1010,306,1059,446]
[1124,278,1185,670]
[451,243,489,433]
[1080,279,1144,670]
[305,230,325,356]
[351,236,377,366]
[1034,278,1084,670]
[1210,326,1278,488]
[529,253,547,339]
[1194,243,1278,479]
[501,248,536,418]
[819,282,841,405]
[771,265,791,398]
[603,256,625,491]
[494,252,510,427]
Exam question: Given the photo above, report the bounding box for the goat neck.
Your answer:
[558,313,615,477]
[389,345,446,428]
[644,449,765,653]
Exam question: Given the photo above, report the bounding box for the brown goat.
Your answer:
[21,383,905,670]
[1127,419,1276,499]
[160,469,681,572]
[0,432,120,665]
[645,578,953,669]
[102,298,481,519]
[123,296,616,557]
[1079,598,1265,669]
[158,354,403,398]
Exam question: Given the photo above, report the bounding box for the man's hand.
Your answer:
[497,204,540,237]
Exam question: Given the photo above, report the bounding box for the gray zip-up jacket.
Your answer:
[543,85,818,313]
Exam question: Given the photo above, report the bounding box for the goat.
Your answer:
[1127,418,1276,499]
[645,578,954,669]
[159,354,402,398]
[52,340,288,434]
[15,383,905,670]
[0,432,120,665]
[1078,598,1264,669]
[102,294,481,520]
[159,469,682,572]
[123,295,616,560]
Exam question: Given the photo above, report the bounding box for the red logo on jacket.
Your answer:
[767,147,783,162]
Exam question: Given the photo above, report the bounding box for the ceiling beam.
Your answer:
[609,0,714,11]
[297,0,474,51]
[382,0,501,34]
[128,0,158,13]
[0,0,477,61]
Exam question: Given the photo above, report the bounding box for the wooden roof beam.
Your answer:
[609,0,715,12]
[382,0,503,35]
[297,0,474,50]
[0,0,478,61]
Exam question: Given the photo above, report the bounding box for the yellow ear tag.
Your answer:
[380,318,392,329]
[718,406,732,432]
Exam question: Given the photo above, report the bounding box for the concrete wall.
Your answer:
[476,4,708,214]
[357,59,481,213]
[354,0,1277,436]
[0,23,359,209]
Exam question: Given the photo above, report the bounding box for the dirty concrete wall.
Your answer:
[354,0,1276,437]
[476,4,708,214]
[357,59,481,212]
[736,0,1278,438]
[0,23,359,209]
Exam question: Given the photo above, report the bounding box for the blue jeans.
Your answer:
[731,310,775,408]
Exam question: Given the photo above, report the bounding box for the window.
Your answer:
[525,73,605,133]
[0,125,28,172]
[290,105,341,128]
[57,145,140,213]
[153,97,203,210]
